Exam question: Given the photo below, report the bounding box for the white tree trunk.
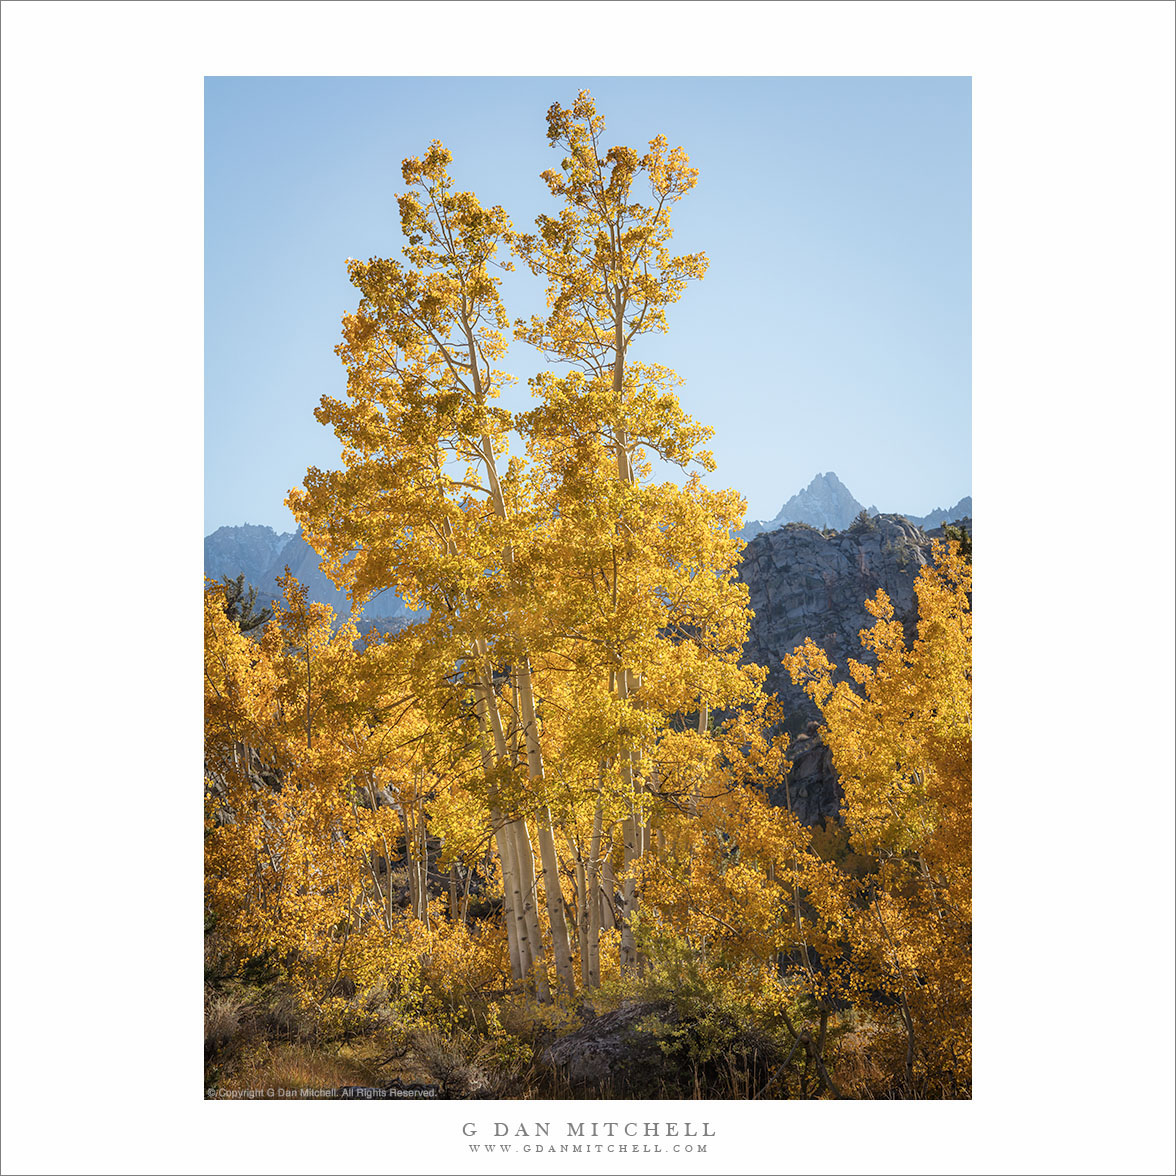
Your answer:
[509,817,549,1002]
[587,800,604,988]
[619,812,640,970]
[472,659,524,981]
[602,853,616,932]
[516,663,577,996]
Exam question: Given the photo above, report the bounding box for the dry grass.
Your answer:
[210,1042,384,1098]
[824,1017,969,1099]
[205,989,253,1066]
[826,1023,894,1098]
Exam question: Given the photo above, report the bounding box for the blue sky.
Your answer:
[205,76,970,534]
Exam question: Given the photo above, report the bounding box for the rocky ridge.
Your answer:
[204,523,294,585]
[738,512,934,727]
[737,471,970,542]
[903,496,972,531]
[204,524,412,625]
[738,511,970,826]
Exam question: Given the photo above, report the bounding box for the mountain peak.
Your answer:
[769,471,865,531]
[738,473,970,542]
[736,472,866,540]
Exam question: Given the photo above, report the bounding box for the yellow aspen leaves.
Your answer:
[205,96,972,1098]
[785,540,972,1088]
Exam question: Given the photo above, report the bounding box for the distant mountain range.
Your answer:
[205,474,969,631]
[736,472,970,540]
[902,497,974,531]
[204,524,412,625]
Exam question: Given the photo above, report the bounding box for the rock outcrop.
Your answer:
[767,721,841,827]
[738,512,934,728]
[541,1001,674,1090]
[540,999,787,1097]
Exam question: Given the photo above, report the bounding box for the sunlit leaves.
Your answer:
[785,542,972,1086]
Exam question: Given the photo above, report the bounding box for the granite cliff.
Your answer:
[739,511,970,825]
[739,511,935,728]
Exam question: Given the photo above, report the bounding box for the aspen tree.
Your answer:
[289,144,576,995]
[289,97,765,991]
[514,91,753,974]
[206,577,413,1001]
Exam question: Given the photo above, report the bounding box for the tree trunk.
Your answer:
[416,786,430,930]
[619,812,640,971]
[402,805,418,922]
[479,655,550,1001]
[509,816,550,1002]
[575,855,589,988]
[491,809,524,981]
[515,660,577,996]
[471,660,522,981]
[587,799,604,989]
[470,404,574,1001]
[602,852,617,931]
[691,699,708,816]
[614,671,644,973]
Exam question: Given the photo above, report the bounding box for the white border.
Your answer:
[2,3,1173,1174]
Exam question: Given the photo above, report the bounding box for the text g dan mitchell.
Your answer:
[462,1122,715,1139]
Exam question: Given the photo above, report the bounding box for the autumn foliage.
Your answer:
[785,541,972,1093]
[205,93,971,1099]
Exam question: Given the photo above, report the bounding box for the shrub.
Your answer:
[205,991,250,1065]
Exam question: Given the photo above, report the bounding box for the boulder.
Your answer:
[540,1001,676,1091]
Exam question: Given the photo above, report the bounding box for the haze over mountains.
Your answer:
[204,524,413,624]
